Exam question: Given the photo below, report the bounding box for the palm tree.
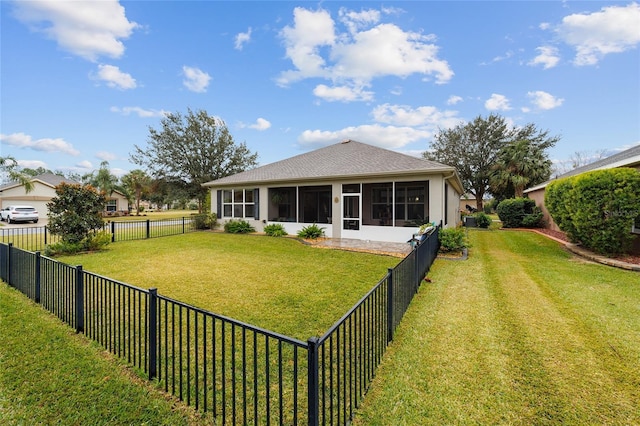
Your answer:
[88,161,120,196]
[121,169,151,215]
[490,139,552,198]
[0,156,34,193]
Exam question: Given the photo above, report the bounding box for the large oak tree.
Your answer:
[131,109,258,212]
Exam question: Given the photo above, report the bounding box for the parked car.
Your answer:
[0,205,39,224]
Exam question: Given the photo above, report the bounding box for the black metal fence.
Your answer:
[0,217,197,251]
[0,227,440,425]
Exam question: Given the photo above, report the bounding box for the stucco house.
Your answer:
[0,173,129,218]
[203,140,464,243]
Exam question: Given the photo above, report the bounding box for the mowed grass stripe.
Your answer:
[354,229,640,425]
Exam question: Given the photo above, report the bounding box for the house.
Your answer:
[524,144,640,252]
[203,140,464,243]
[0,173,129,218]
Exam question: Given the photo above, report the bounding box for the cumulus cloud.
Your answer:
[485,94,511,111]
[110,106,169,117]
[96,151,118,161]
[527,91,564,110]
[249,118,271,131]
[76,160,93,169]
[446,95,463,105]
[371,104,462,129]
[11,0,138,61]
[16,159,48,169]
[182,66,211,93]
[555,3,640,66]
[277,7,453,101]
[235,27,252,50]
[529,46,561,69]
[0,132,80,156]
[313,84,374,102]
[92,64,136,89]
[298,124,431,150]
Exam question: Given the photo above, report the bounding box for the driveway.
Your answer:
[0,218,48,229]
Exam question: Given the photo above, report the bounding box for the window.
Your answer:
[268,187,297,222]
[106,199,117,212]
[222,189,255,218]
[395,182,428,223]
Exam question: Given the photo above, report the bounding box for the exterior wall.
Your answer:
[459,197,478,213]
[446,181,462,228]
[210,173,458,244]
[526,187,560,231]
[0,182,58,218]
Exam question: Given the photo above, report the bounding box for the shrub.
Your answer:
[521,209,544,228]
[474,212,492,228]
[439,227,468,253]
[546,168,640,255]
[44,231,111,256]
[297,223,325,239]
[47,183,106,244]
[223,219,255,234]
[193,213,218,230]
[264,223,288,237]
[496,197,538,228]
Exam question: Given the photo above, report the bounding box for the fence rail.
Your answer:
[1,226,440,425]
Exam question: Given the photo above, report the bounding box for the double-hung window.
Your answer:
[223,189,255,218]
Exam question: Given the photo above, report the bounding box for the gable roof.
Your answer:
[0,172,80,191]
[204,140,460,188]
[525,144,640,193]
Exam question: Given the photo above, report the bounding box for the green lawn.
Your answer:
[353,229,640,424]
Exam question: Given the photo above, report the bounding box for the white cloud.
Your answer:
[527,91,564,110]
[249,118,271,131]
[298,124,431,150]
[92,64,136,89]
[277,7,453,99]
[447,95,463,105]
[529,46,561,69]
[12,0,138,62]
[313,84,374,102]
[484,94,511,111]
[182,66,211,93]
[0,132,80,156]
[16,159,48,169]
[555,3,640,66]
[235,27,252,50]
[371,104,462,129]
[76,160,93,169]
[110,106,169,117]
[96,151,118,161]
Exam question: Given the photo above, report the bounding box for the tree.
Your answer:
[424,114,559,210]
[47,183,106,244]
[121,169,151,214]
[0,156,34,192]
[489,138,553,199]
[84,161,121,196]
[130,109,258,212]
[423,114,511,211]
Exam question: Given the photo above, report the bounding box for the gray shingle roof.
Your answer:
[204,140,454,186]
[0,172,80,191]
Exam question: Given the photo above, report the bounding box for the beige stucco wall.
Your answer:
[0,182,59,218]
[526,187,561,231]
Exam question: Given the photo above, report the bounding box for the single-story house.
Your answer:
[203,140,464,243]
[0,173,129,218]
[525,144,640,251]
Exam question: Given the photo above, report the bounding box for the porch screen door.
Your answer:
[342,194,360,230]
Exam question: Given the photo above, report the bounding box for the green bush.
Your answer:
[297,223,325,239]
[546,168,640,255]
[193,213,218,230]
[44,231,111,256]
[264,223,287,237]
[223,219,255,234]
[474,212,492,228]
[439,227,468,253]
[496,197,539,228]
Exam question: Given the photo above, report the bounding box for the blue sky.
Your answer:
[1,1,639,178]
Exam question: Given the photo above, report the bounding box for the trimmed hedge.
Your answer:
[496,197,542,228]
[545,167,640,255]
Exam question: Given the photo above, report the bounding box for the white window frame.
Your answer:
[222,189,255,219]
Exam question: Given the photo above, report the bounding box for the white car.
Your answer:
[1,205,39,224]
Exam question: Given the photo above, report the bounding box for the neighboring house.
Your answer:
[459,194,478,213]
[203,140,464,243]
[524,144,640,251]
[0,173,129,218]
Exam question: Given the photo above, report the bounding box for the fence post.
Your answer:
[148,288,158,380]
[75,265,84,333]
[182,217,185,234]
[387,267,394,343]
[146,220,150,239]
[307,337,320,426]
[35,251,41,303]
[111,221,116,243]
[44,226,48,245]
[7,243,12,287]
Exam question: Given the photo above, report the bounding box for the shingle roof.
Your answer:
[525,144,640,192]
[0,172,80,191]
[204,140,455,186]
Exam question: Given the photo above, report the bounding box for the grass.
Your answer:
[0,282,209,425]
[353,229,640,424]
[57,232,400,340]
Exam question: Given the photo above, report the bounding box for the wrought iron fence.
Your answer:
[0,226,440,425]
